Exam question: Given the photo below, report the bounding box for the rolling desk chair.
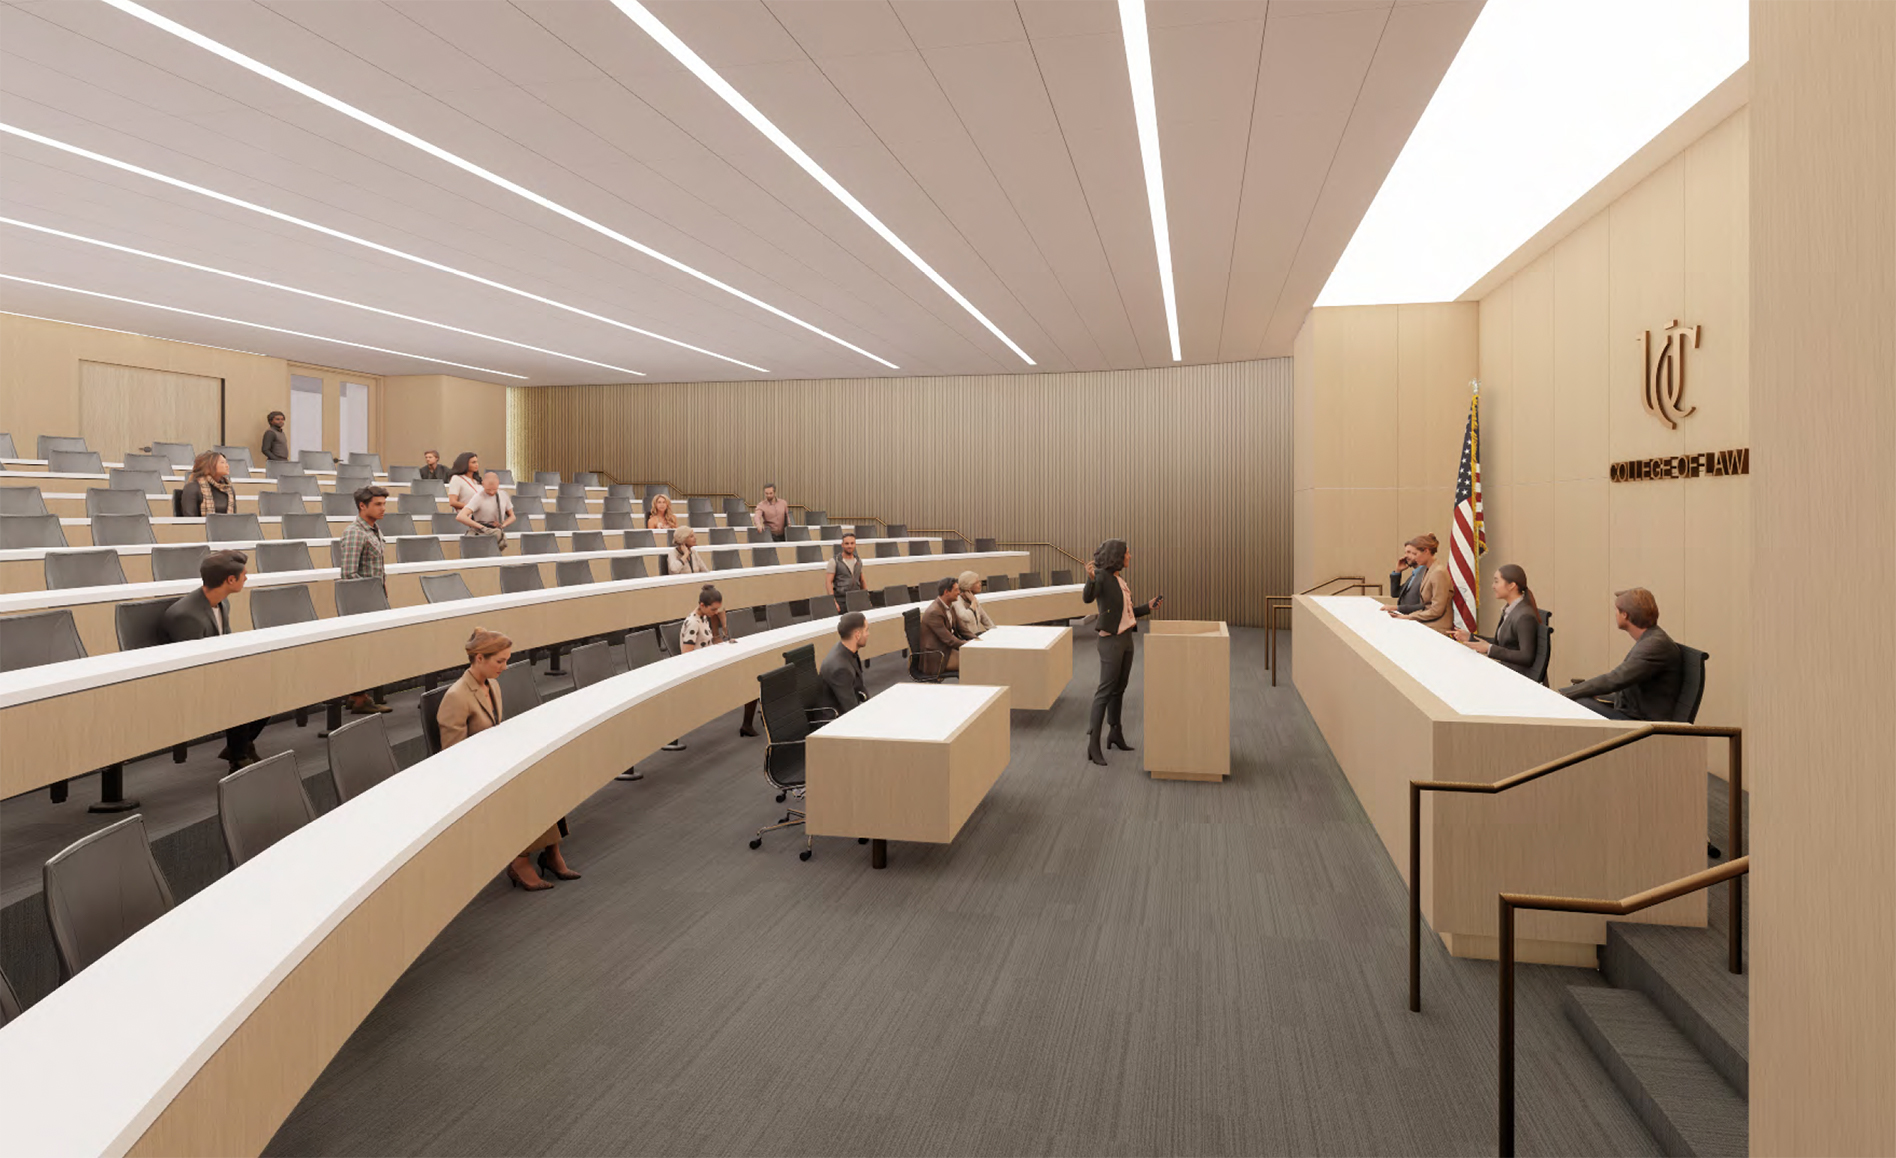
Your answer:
[749,664,812,859]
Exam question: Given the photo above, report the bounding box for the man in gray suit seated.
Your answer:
[161,550,270,770]
[1560,587,1683,720]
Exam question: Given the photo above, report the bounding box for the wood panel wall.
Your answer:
[1750,2,1896,1152]
[510,360,1293,625]
[76,362,222,464]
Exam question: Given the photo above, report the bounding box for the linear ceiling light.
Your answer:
[99,0,898,370]
[1116,0,1181,362]
[1,309,270,356]
[1,216,646,376]
[0,123,768,374]
[609,0,1034,367]
[1316,0,1748,306]
[0,274,528,378]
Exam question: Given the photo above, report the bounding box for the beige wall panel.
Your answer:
[1477,283,1513,486]
[1607,157,1689,466]
[1608,474,1686,633]
[1679,476,1748,744]
[1397,302,1480,493]
[1505,482,1557,621]
[1552,478,1612,688]
[1395,486,1453,554]
[512,360,1292,625]
[1509,257,1557,486]
[1305,487,1399,595]
[1552,215,1612,482]
[1292,487,1316,592]
[77,363,223,465]
[1311,307,1399,490]
[1682,109,1752,454]
[1294,314,1316,493]
[1750,3,1896,1152]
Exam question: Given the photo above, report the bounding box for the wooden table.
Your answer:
[805,683,1011,868]
[1142,620,1231,781]
[957,624,1072,710]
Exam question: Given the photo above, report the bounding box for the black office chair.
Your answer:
[1525,609,1553,687]
[748,664,811,859]
[43,814,174,979]
[819,525,842,541]
[218,752,314,867]
[418,685,448,757]
[902,607,954,682]
[943,537,967,555]
[1672,646,1710,724]
[885,523,908,538]
[765,602,794,630]
[710,549,740,571]
[781,643,840,728]
[709,526,736,545]
[751,545,781,567]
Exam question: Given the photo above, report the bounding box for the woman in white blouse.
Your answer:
[445,452,483,512]
[666,525,711,575]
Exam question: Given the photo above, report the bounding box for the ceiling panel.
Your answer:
[0,0,1476,383]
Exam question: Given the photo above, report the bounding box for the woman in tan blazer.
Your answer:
[1385,533,1455,633]
[438,627,580,892]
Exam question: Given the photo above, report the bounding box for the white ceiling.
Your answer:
[0,0,1480,385]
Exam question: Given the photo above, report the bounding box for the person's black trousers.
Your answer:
[222,717,268,760]
[1089,630,1136,740]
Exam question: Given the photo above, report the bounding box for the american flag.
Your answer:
[1450,382,1484,634]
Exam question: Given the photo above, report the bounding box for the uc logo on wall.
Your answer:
[1638,319,1700,429]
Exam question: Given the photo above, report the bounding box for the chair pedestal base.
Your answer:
[871,838,888,870]
[87,764,139,814]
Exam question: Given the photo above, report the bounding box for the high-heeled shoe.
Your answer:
[1086,738,1109,767]
[508,863,554,891]
[1107,732,1135,752]
[537,850,582,880]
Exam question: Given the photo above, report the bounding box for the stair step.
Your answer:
[1605,921,1749,1096]
[1564,987,1747,1158]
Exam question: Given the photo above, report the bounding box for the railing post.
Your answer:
[1728,731,1744,975]
[1410,781,1423,1012]
[1498,897,1517,1158]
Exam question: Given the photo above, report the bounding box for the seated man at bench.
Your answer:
[161,549,269,771]
[1559,587,1682,721]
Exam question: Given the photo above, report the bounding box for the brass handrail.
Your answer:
[1409,723,1744,1012]
[1263,578,1386,686]
[1497,856,1750,1156]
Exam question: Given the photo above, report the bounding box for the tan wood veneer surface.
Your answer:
[1142,620,1231,781]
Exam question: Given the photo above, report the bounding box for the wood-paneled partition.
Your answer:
[510,360,1292,625]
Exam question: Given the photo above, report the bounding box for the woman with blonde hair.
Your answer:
[646,492,678,532]
[179,450,236,517]
[437,627,580,892]
[953,569,996,638]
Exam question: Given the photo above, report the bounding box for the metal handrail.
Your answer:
[1409,723,1743,1011]
[1263,578,1386,686]
[1497,856,1749,1156]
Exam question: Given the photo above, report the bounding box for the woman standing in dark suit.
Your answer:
[1082,538,1162,766]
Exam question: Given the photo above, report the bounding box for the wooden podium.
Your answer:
[1142,620,1231,781]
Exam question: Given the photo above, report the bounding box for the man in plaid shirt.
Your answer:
[337,485,392,714]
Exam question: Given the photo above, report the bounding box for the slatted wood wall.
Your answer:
[511,359,1293,625]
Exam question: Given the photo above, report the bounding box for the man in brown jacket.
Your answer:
[918,576,975,672]
[1385,533,1454,633]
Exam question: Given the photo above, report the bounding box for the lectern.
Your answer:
[1142,620,1231,781]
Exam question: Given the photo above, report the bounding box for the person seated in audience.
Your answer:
[750,483,789,542]
[679,584,759,737]
[646,492,678,532]
[666,525,710,576]
[337,485,393,715]
[179,451,237,516]
[1384,533,1452,632]
[160,550,268,771]
[1452,564,1541,677]
[454,471,515,550]
[1390,539,1425,614]
[416,449,450,482]
[261,410,289,462]
[821,611,869,716]
[953,570,997,638]
[919,576,975,672]
[1559,587,1683,720]
[826,531,864,614]
[445,452,483,512]
[438,627,579,891]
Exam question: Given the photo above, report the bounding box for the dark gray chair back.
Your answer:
[43,814,173,978]
[409,478,447,497]
[569,640,613,689]
[534,471,561,485]
[419,685,447,756]
[84,488,147,518]
[659,619,683,657]
[908,539,930,556]
[346,452,381,471]
[709,526,736,545]
[1526,610,1553,687]
[880,584,911,609]
[1018,572,1043,589]
[280,513,333,542]
[0,964,20,1026]
[751,545,780,567]
[554,495,588,515]
[603,510,635,530]
[643,484,668,505]
[151,544,210,582]
[520,532,556,555]
[499,563,545,593]
[558,482,587,498]
[786,525,811,542]
[249,583,317,629]
[0,514,67,549]
[492,469,515,486]
[974,537,998,553]
[334,576,390,616]
[805,509,827,525]
[218,752,314,867]
[322,493,357,516]
[0,609,85,670]
[1673,645,1710,724]
[986,574,1012,593]
[206,513,263,543]
[257,540,314,573]
[515,482,547,501]
[0,487,48,515]
[326,714,398,803]
[555,559,593,587]
[109,467,167,495]
[420,573,473,603]
[626,628,664,669]
[397,537,446,564]
[37,435,87,458]
[257,491,306,516]
[944,537,968,555]
[91,513,158,547]
[215,446,255,476]
[766,602,793,630]
[386,465,420,482]
[45,548,125,590]
[884,523,908,538]
[607,484,639,499]
[709,549,739,571]
[610,555,649,581]
[149,441,193,466]
[572,530,606,553]
[819,524,842,541]
[264,460,305,479]
[542,511,579,533]
[431,513,462,536]
[795,544,820,564]
[603,496,633,513]
[334,463,373,484]
[496,661,542,714]
[1050,569,1074,586]
[574,472,601,486]
[398,493,438,515]
[116,452,167,474]
[276,475,321,497]
[624,529,655,549]
[115,596,175,651]
[513,494,545,515]
[48,449,103,474]
[872,541,899,558]
[378,513,417,538]
[845,589,873,614]
[298,450,335,471]
[0,431,13,459]
[460,534,500,559]
[687,496,713,514]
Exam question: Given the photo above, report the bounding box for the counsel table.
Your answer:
[805,683,1012,868]
[957,624,1071,710]
[1294,595,1706,965]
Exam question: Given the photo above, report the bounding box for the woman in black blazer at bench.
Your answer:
[1453,563,1540,678]
[1082,538,1162,767]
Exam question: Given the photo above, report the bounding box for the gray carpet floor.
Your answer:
[265,627,1658,1157]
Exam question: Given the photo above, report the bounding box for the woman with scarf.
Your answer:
[178,451,237,517]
